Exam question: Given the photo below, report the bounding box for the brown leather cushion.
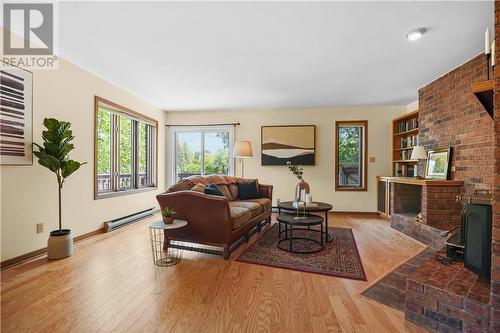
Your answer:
[230,201,262,218]
[243,198,272,212]
[190,183,206,193]
[230,206,252,230]
[227,184,239,201]
[216,184,232,200]
[167,179,194,192]
[187,175,237,186]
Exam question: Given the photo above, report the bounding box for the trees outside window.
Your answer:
[335,121,367,191]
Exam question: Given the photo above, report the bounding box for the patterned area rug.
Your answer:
[236,224,366,281]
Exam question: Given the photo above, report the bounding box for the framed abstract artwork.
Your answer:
[261,125,315,165]
[425,147,452,180]
[0,62,33,165]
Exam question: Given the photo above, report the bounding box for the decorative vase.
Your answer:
[163,217,174,224]
[47,229,73,260]
[295,179,310,202]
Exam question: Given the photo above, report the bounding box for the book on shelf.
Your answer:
[394,163,417,177]
[397,117,418,133]
[399,134,418,149]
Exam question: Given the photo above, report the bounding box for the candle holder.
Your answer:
[486,52,491,79]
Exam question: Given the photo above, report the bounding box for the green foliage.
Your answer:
[161,207,176,218]
[96,110,111,174]
[33,118,86,231]
[286,161,304,180]
[33,118,86,186]
[119,116,132,174]
[338,127,360,163]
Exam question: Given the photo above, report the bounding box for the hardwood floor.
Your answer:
[1,213,429,333]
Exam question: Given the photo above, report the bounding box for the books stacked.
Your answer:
[397,118,418,133]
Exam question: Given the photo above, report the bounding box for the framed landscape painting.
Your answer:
[261,125,315,165]
[425,147,452,180]
[0,62,33,165]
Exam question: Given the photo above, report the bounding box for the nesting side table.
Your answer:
[149,220,187,267]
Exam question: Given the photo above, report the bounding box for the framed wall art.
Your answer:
[261,125,315,166]
[0,62,33,165]
[425,147,452,180]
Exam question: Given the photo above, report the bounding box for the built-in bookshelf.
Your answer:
[392,110,419,177]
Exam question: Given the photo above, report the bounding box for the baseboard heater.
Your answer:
[105,208,157,232]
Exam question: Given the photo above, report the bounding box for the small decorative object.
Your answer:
[0,62,33,165]
[261,125,315,165]
[287,161,310,202]
[425,147,452,180]
[33,118,86,259]
[485,27,491,79]
[161,207,176,224]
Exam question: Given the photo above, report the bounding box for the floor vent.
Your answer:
[105,208,156,232]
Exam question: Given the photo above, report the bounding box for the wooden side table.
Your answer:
[149,220,187,267]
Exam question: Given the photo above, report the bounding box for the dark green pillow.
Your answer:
[237,181,260,200]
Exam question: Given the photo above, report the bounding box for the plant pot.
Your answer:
[47,229,73,260]
[163,217,174,224]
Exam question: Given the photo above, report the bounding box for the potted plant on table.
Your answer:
[33,118,86,260]
[161,207,176,224]
[286,161,310,202]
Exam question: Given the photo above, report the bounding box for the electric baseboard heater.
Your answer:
[105,208,156,232]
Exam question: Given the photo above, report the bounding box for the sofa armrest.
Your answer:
[258,183,273,201]
[156,191,233,242]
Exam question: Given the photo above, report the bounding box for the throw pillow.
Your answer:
[237,181,261,200]
[191,183,206,193]
[204,183,224,196]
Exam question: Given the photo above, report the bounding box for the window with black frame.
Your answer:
[335,120,367,191]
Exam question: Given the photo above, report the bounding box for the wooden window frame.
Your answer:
[94,96,158,200]
[335,120,368,192]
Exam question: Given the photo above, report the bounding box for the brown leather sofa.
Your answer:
[156,175,273,259]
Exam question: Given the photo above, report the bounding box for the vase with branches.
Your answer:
[286,161,310,202]
[33,118,86,258]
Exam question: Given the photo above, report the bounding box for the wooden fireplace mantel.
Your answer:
[376,176,463,187]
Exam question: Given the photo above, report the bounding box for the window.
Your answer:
[94,97,158,199]
[335,121,367,191]
[172,127,234,182]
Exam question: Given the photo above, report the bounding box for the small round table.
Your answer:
[276,213,324,254]
[277,201,333,242]
[149,220,187,267]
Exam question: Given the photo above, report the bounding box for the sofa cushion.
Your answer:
[187,175,237,186]
[230,201,262,218]
[237,181,260,200]
[190,183,206,193]
[167,179,194,192]
[216,184,233,200]
[204,184,224,196]
[227,183,239,201]
[244,198,272,212]
[230,206,252,230]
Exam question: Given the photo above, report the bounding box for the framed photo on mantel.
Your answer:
[0,62,33,165]
[425,147,452,180]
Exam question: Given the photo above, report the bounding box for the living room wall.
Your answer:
[0,50,166,261]
[165,106,406,212]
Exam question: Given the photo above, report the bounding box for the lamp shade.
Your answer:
[410,146,427,160]
[233,141,253,158]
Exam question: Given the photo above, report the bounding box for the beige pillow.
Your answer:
[191,183,207,193]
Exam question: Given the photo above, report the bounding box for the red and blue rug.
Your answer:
[237,224,367,281]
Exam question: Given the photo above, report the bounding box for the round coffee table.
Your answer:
[277,201,333,242]
[276,213,324,254]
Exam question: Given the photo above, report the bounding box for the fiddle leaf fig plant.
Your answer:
[33,118,86,233]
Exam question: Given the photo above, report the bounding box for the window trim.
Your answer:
[94,96,158,200]
[335,120,368,192]
[170,126,235,184]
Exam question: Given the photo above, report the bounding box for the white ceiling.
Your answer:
[58,1,493,111]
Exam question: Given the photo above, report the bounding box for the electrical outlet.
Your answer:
[451,166,456,172]
[369,157,376,162]
[36,223,44,234]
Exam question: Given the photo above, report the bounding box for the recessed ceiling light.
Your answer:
[407,28,426,41]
